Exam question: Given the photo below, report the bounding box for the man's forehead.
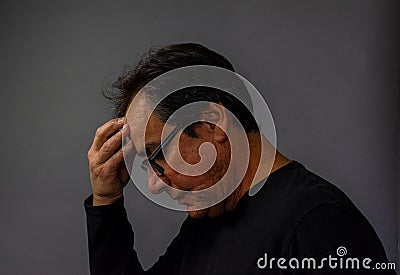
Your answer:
[125,94,152,125]
[125,94,167,154]
[125,92,152,118]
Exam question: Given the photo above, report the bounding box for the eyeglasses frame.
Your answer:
[140,124,184,176]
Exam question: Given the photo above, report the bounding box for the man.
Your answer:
[85,43,394,274]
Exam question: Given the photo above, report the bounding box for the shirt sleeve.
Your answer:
[288,203,396,275]
[84,195,190,275]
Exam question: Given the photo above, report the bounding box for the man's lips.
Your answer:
[168,188,209,206]
[163,184,210,206]
[178,196,189,205]
[167,193,191,205]
[166,189,184,201]
[168,193,188,204]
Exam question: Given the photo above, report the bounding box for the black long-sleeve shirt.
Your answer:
[85,161,396,274]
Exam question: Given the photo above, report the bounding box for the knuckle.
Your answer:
[107,159,116,168]
[89,160,97,170]
[109,153,121,167]
[102,143,111,154]
[95,127,103,138]
[87,148,93,159]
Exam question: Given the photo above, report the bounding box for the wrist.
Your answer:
[93,193,123,206]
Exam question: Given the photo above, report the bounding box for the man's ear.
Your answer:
[200,102,228,143]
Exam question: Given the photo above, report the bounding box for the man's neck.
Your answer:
[225,132,291,212]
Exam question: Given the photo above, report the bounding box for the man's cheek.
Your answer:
[179,145,201,165]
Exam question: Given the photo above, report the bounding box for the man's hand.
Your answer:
[87,118,135,206]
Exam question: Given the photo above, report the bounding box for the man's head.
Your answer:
[106,43,261,218]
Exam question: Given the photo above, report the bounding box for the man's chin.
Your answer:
[186,203,225,219]
[186,207,208,219]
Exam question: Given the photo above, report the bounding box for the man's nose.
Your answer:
[147,170,168,194]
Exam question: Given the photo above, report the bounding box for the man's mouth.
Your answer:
[167,190,185,201]
[168,193,192,206]
[178,196,189,205]
[169,190,210,208]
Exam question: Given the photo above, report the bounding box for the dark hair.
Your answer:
[104,43,259,136]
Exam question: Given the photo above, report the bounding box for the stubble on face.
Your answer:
[182,138,235,219]
[126,96,245,219]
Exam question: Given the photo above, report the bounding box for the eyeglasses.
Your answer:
[140,124,184,176]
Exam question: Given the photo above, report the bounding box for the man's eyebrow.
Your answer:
[137,141,160,157]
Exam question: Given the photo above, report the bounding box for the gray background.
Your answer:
[0,0,398,274]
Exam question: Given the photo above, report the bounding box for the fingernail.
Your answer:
[117,118,124,124]
[122,124,127,132]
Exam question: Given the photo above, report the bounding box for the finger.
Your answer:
[122,134,136,172]
[96,128,124,164]
[121,124,135,156]
[91,118,125,152]
[121,122,131,145]
[107,137,134,171]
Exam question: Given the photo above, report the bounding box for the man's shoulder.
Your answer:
[244,161,362,232]
[235,161,384,256]
[262,160,355,209]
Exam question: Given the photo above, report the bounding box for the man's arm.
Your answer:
[85,195,143,274]
[85,119,191,274]
[85,118,143,274]
[85,195,191,274]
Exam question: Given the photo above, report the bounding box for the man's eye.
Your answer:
[145,148,155,157]
[154,152,165,161]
